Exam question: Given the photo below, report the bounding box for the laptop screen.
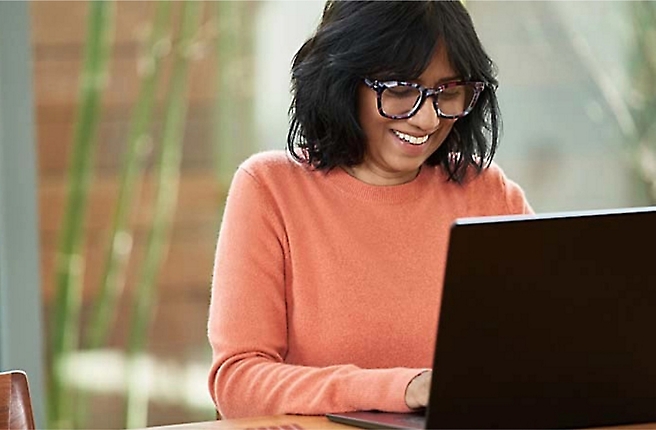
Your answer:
[427,206,656,428]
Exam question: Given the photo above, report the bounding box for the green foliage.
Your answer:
[87,0,173,354]
[49,2,115,428]
[48,1,212,428]
[124,1,203,427]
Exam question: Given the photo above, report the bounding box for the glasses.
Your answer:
[363,78,485,120]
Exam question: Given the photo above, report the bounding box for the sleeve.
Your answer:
[207,166,424,419]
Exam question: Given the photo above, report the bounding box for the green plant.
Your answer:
[86,0,173,354]
[123,1,202,427]
[49,2,115,428]
[48,1,210,428]
[72,2,174,428]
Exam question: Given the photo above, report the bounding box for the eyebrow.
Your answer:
[431,75,463,86]
[375,75,463,86]
[397,75,462,88]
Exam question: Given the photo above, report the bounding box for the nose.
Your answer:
[407,98,440,132]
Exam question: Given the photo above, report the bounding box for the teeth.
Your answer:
[393,130,429,145]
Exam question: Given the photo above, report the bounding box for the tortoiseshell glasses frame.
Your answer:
[363,78,486,120]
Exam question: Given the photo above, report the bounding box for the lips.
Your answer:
[392,130,429,145]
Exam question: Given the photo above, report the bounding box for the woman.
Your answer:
[208,0,532,419]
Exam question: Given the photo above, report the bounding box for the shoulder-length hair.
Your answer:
[287,0,501,182]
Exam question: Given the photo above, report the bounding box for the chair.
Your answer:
[0,370,36,429]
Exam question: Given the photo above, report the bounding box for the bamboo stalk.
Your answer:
[48,2,115,428]
[87,0,172,351]
[71,3,172,428]
[123,1,203,428]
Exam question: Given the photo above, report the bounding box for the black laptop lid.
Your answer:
[426,206,656,429]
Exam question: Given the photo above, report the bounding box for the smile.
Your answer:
[392,130,430,146]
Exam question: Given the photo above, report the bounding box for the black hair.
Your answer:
[287,0,500,182]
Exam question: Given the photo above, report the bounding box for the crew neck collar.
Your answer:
[324,164,433,204]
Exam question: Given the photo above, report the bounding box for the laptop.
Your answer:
[327,206,656,429]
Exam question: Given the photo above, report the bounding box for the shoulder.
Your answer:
[431,161,531,215]
[239,150,298,175]
[238,150,309,183]
[230,150,322,206]
[469,161,508,189]
[473,162,532,214]
[422,161,508,191]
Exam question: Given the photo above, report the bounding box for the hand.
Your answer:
[404,370,432,409]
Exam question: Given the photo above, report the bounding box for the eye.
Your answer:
[439,87,464,100]
[385,85,418,99]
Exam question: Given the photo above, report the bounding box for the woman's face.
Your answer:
[352,45,459,186]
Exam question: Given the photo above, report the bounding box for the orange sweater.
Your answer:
[208,150,532,418]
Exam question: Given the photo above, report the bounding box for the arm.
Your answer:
[207,166,424,418]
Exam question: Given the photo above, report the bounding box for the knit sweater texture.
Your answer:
[208,150,533,418]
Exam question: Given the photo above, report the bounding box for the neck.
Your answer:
[343,165,421,186]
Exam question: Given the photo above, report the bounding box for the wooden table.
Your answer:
[144,415,351,430]
[143,415,656,430]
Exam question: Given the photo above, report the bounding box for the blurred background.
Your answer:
[0,0,654,429]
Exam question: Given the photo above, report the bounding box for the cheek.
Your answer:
[435,120,456,142]
[358,92,387,138]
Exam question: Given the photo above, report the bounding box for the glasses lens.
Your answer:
[380,83,422,117]
[436,84,477,117]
